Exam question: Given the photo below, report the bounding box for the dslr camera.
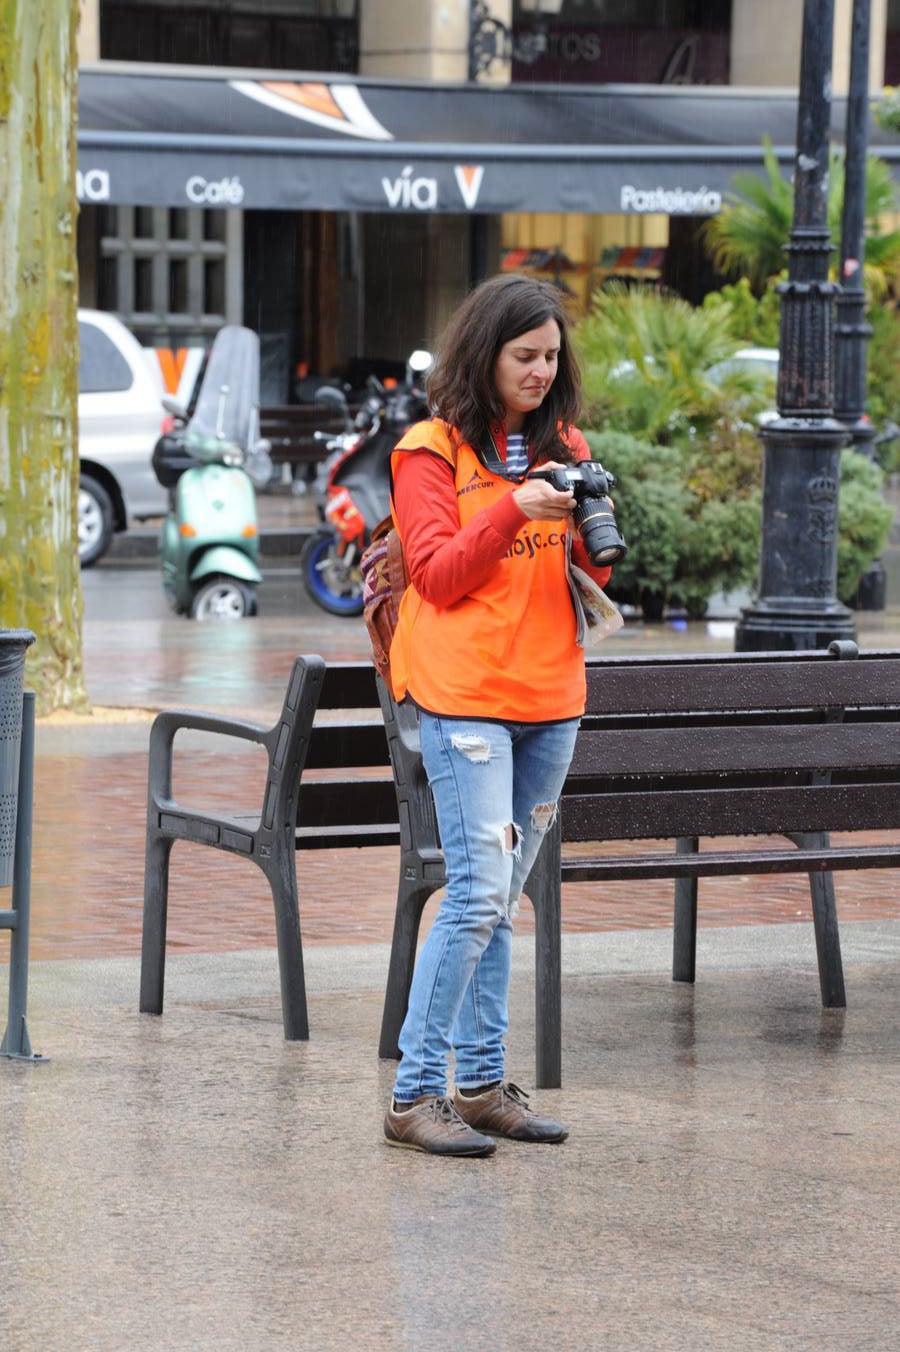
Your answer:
[529,461,628,566]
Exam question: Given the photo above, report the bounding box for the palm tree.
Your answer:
[576,283,767,443]
[703,137,900,298]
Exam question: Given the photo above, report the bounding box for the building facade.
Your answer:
[75,0,897,403]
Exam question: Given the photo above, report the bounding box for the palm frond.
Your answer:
[704,139,900,296]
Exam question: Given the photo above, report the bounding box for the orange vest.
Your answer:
[389,419,586,722]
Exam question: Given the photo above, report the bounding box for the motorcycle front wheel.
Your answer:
[301,531,364,616]
[190,575,258,621]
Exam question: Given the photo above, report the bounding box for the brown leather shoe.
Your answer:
[384,1095,497,1156]
[453,1081,568,1143]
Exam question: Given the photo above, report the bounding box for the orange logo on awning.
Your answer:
[230,79,393,141]
[454,164,485,209]
[262,82,346,123]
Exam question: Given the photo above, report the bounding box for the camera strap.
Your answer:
[479,430,536,484]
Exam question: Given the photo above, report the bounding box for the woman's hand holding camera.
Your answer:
[513,462,575,521]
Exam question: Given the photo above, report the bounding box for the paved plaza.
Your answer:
[5,932,900,1350]
[2,495,900,1349]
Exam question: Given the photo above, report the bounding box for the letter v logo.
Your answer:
[454,165,485,210]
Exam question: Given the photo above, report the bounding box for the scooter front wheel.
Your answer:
[301,531,364,616]
[190,575,258,621]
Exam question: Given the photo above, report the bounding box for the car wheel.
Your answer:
[78,473,115,567]
[190,575,256,622]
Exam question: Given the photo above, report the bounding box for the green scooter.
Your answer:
[152,326,272,620]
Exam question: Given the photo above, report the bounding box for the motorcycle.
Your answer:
[301,350,432,616]
[151,326,272,621]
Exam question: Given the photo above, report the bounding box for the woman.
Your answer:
[383,274,614,1157]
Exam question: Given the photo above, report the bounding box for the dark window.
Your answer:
[135,257,154,311]
[134,207,155,239]
[100,3,358,74]
[204,258,225,315]
[511,0,731,85]
[168,258,189,313]
[168,208,189,240]
[78,320,134,393]
[203,212,226,244]
[98,254,119,312]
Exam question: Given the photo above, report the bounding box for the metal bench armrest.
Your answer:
[147,709,269,809]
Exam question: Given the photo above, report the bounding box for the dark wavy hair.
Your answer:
[427,274,582,463]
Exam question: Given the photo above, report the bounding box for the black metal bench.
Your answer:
[141,646,900,1091]
[140,657,407,1038]
[140,654,553,1059]
[376,642,900,1087]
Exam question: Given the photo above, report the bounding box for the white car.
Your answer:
[706,345,779,381]
[706,346,780,422]
[78,308,167,565]
[613,346,779,393]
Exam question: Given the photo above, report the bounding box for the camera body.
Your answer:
[529,461,628,566]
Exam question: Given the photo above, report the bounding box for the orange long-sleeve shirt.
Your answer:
[387,419,614,722]
[392,428,612,608]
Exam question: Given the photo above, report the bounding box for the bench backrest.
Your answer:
[567,649,900,843]
[293,661,444,856]
[296,662,396,841]
[301,650,900,850]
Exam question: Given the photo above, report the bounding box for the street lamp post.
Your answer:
[834,0,886,610]
[467,0,563,82]
[734,0,855,652]
[468,1,511,82]
[834,0,876,454]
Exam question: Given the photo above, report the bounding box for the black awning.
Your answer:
[76,64,900,215]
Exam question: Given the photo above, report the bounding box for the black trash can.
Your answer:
[0,630,36,887]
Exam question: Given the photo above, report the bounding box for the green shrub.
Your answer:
[702,277,900,465]
[866,307,900,468]
[586,433,892,618]
[585,428,761,618]
[577,286,894,619]
[575,284,768,445]
[837,450,894,602]
[701,277,781,347]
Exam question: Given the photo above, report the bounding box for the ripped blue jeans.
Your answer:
[393,713,579,1102]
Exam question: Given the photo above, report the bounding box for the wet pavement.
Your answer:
[2,489,900,1349]
[5,934,900,1349]
[32,509,900,963]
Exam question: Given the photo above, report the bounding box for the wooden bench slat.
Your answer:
[559,843,900,882]
[299,777,397,827]
[295,823,401,849]
[563,781,900,842]
[569,722,900,777]
[260,402,362,467]
[307,722,387,768]
[316,663,380,709]
[586,656,900,714]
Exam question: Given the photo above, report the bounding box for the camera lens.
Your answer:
[526,464,627,565]
[573,499,628,565]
